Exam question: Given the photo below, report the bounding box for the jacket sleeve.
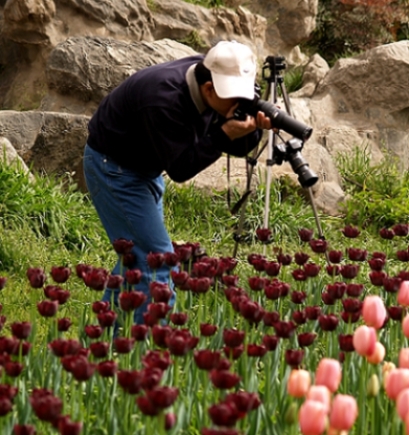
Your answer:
[141,106,262,183]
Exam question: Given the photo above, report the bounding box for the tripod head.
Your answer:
[262,56,286,84]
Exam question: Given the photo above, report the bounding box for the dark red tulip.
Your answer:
[305,306,322,320]
[264,282,282,300]
[143,312,160,327]
[224,286,246,303]
[173,244,193,263]
[113,238,134,254]
[91,301,110,314]
[11,322,32,340]
[151,325,172,348]
[147,252,165,270]
[251,257,266,272]
[222,275,239,287]
[392,223,409,236]
[399,271,409,281]
[97,360,118,377]
[70,356,96,381]
[76,264,93,279]
[26,267,47,288]
[246,344,267,357]
[46,287,70,305]
[298,228,314,242]
[117,369,142,394]
[291,269,307,281]
[188,277,212,293]
[149,281,172,302]
[342,298,362,313]
[169,312,188,325]
[50,266,71,284]
[346,283,364,297]
[0,277,6,290]
[57,318,72,332]
[136,395,160,416]
[0,384,18,400]
[397,250,409,262]
[58,417,82,435]
[165,412,177,430]
[125,269,143,285]
[239,300,264,324]
[140,367,164,390]
[297,332,317,347]
[13,424,36,435]
[11,341,31,357]
[84,325,104,339]
[341,310,361,324]
[309,239,328,253]
[369,270,387,286]
[388,306,404,321]
[194,350,222,371]
[89,342,110,359]
[107,274,124,289]
[285,349,304,368]
[264,261,281,277]
[248,276,266,291]
[379,228,394,239]
[218,256,238,273]
[291,291,307,304]
[146,386,179,409]
[294,252,310,266]
[368,257,386,271]
[273,321,296,339]
[326,265,341,276]
[328,250,343,263]
[338,334,355,352]
[193,260,218,278]
[131,324,149,341]
[4,361,23,377]
[0,396,12,416]
[340,264,360,279]
[223,328,245,348]
[200,323,218,337]
[147,302,171,320]
[247,253,266,266]
[383,276,402,293]
[0,336,20,354]
[142,350,172,371]
[225,391,261,413]
[263,311,280,326]
[304,262,321,277]
[163,252,179,267]
[122,253,136,268]
[201,429,240,435]
[341,225,360,238]
[292,310,307,325]
[208,401,240,427]
[49,339,82,357]
[262,334,279,351]
[171,270,189,289]
[29,389,62,422]
[318,314,339,331]
[114,337,135,354]
[256,227,272,243]
[277,253,292,265]
[347,248,367,262]
[97,310,117,328]
[83,267,109,291]
[223,345,244,360]
[209,369,241,390]
[37,300,59,317]
[165,329,198,356]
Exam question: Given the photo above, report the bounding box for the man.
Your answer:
[83,40,272,324]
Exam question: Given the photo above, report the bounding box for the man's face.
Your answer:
[203,83,239,117]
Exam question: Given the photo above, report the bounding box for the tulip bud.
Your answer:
[367,373,380,397]
[382,361,396,389]
[284,401,298,425]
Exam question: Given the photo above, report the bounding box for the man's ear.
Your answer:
[202,81,214,98]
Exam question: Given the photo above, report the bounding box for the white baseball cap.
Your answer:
[203,40,257,100]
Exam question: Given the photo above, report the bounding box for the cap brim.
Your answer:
[211,73,255,100]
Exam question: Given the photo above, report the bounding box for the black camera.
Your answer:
[234,92,313,142]
[273,138,318,188]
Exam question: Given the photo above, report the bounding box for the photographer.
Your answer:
[83,40,272,324]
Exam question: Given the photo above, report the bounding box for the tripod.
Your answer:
[231,56,329,263]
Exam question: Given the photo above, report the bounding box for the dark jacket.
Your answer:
[87,55,262,182]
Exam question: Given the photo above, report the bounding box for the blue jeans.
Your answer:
[83,144,176,324]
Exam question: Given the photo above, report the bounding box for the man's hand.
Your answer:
[221,109,274,141]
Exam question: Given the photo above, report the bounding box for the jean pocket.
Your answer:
[82,153,101,197]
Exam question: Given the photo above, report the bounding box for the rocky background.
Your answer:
[0,0,408,216]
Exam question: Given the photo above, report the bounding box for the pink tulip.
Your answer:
[398,281,409,306]
[315,358,342,393]
[399,348,409,369]
[403,315,409,339]
[362,295,387,329]
[306,385,332,413]
[299,400,328,435]
[366,342,386,365]
[287,369,311,398]
[329,394,358,430]
[352,325,377,357]
[385,368,409,400]
[397,388,409,420]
